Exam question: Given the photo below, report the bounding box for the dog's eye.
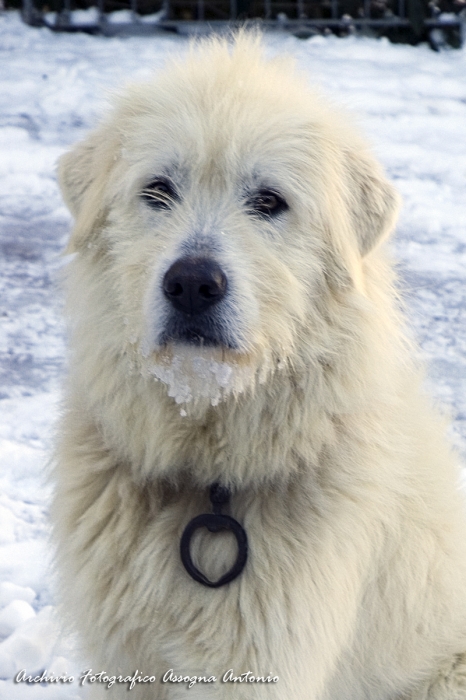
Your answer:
[247,189,288,218]
[140,178,178,210]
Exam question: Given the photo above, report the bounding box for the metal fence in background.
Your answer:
[21,0,465,46]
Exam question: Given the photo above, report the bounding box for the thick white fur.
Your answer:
[52,34,466,699]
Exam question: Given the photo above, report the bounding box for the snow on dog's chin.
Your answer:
[146,344,270,412]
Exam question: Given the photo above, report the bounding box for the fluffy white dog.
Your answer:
[52,33,466,699]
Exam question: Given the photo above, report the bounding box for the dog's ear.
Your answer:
[58,125,118,255]
[344,148,401,257]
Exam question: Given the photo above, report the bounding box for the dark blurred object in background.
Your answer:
[8,0,466,48]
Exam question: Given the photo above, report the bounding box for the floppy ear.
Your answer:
[344,148,401,257]
[58,125,119,255]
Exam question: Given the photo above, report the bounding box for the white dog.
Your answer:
[52,33,466,699]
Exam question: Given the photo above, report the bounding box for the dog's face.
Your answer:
[59,35,399,406]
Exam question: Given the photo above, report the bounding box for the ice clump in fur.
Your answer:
[148,347,262,407]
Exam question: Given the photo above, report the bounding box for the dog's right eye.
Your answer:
[246,189,288,218]
[140,178,178,210]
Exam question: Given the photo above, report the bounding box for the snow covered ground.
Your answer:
[0,10,465,697]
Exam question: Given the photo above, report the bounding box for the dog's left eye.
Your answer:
[247,189,288,218]
[140,178,178,210]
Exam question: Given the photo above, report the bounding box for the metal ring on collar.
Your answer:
[180,513,248,588]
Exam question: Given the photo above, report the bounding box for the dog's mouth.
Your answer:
[158,314,240,350]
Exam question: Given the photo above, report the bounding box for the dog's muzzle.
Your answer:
[160,256,234,348]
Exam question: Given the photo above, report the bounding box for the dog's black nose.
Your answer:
[163,257,228,316]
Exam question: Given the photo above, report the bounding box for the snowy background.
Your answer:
[0,11,465,697]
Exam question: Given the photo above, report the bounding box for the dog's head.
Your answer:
[59,33,400,408]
